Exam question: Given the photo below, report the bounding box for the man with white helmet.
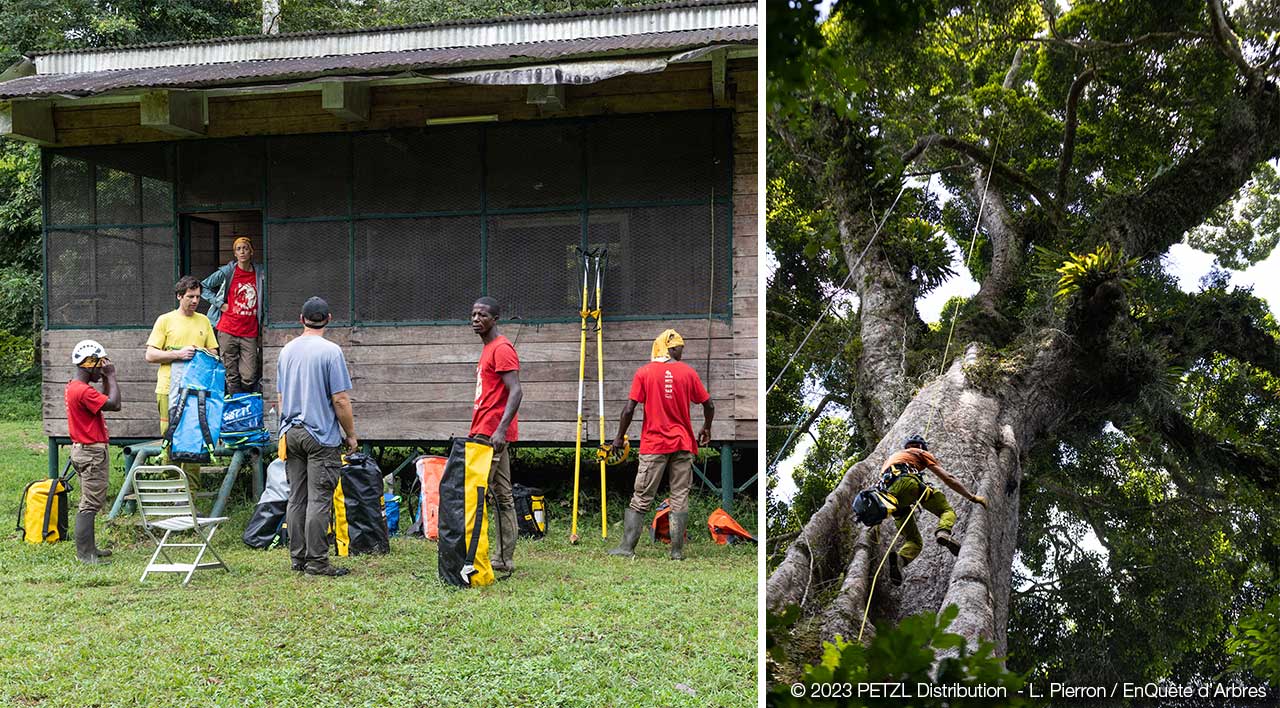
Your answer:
[66,340,121,564]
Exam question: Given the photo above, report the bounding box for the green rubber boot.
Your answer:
[608,509,645,557]
[669,511,689,561]
[75,511,106,564]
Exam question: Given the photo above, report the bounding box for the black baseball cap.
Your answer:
[301,296,330,326]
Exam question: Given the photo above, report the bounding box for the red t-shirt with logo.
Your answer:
[217,265,259,338]
[470,335,520,441]
[629,360,710,455]
[65,380,109,444]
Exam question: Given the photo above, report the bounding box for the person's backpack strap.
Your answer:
[59,457,75,486]
[41,478,60,539]
[15,479,35,536]
[40,457,76,540]
[466,485,486,568]
[196,389,214,451]
[164,388,190,446]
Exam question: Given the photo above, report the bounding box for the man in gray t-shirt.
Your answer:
[277,296,357,577]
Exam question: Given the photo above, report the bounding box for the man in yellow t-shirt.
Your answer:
[146,275,219,434]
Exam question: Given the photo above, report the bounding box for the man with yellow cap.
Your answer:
[609,329,714,560]
[201,236,265,393]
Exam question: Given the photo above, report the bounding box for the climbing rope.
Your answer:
[857,492,926,642]
[767,367,832,471]
[767,184,910,396]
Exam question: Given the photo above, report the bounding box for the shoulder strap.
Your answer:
[164,389,190,446]
[42,478,61,539]
[16,479,36,534]
[28,457,76,538]
[196,390,214,451]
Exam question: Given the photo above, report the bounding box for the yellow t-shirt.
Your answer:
[146,310,219,394]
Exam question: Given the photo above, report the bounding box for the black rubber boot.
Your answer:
[936,528,961,556]
[887,551,903,586]
[669,511,689,561]
[74,511,105,564]
[608,509,645,557]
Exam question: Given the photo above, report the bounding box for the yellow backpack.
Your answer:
[16,461,75,544]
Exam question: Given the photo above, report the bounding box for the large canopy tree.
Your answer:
[767,0,1280,684]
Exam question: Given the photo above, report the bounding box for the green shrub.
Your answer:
[0,266,40,336]
[0,328,36,378]
[0,369,39,421]
[1227,595,1280,683]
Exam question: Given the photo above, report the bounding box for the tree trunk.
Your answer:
[768,337,1073,657]
[841,213,918,444]
[262,0,281,34]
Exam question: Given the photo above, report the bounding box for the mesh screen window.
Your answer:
[354,216,481,322]
[44,145,175,327]
[45,110,733,328]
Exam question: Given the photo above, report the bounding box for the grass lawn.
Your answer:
[0,418,758,707]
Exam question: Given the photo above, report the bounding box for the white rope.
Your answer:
[762,184,916,394]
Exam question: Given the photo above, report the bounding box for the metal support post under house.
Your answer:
[720,444,733,512]
[47,438,58,479]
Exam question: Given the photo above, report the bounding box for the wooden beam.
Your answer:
[140,90,205,136]
[526,84,565,112]
[321,81,370,122]
[712,49,727,104]
[0,99,55,145]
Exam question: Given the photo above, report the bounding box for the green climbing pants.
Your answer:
[886,473,955,565]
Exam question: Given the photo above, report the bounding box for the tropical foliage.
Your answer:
[767,0,1280,693]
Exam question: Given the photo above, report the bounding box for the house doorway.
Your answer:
[179,210,263,314]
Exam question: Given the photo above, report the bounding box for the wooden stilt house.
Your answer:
[0,0,758,500]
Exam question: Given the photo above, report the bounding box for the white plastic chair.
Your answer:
[132,465,230,585]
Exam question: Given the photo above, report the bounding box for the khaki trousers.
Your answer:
[71,442,110,514]
[629,450,694,514]
[217,330,260,394]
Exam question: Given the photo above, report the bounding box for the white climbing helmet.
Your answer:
[71,339,107,367]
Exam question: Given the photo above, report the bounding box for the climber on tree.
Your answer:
[879,434,987,586]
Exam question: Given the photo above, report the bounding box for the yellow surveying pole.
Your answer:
[593,250,608,539]
[570,251,590,545]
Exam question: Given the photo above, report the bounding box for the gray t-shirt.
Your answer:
[276,334,353,447]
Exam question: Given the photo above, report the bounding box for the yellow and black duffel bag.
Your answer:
[330,452,391,557]
[16,460,75,544]
[437,437,495,588]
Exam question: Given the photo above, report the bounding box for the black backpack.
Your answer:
[852,488,898,527]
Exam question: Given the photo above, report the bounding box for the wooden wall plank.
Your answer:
[43,318,756,442]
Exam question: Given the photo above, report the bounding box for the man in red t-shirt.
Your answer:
[609,328,714,560]
[469,296,523,572]
[201,236,264,393]
[64,340,121,564]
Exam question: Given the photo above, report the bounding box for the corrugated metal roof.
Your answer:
[0,27,755,99]
[29,0,755,74]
